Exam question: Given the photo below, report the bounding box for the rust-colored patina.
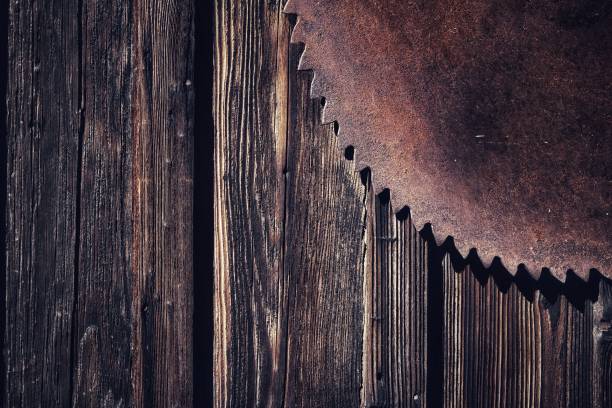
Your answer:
[284,0,611,280]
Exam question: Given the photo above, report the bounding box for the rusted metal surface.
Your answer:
[284,0,611,280]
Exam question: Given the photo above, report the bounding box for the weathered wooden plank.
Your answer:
[214,0,291,405]
[443,260,541,408]
[72,2,133,404]
[282,64,367,407]
[130,1,194,406]
[442,257,607,408]
[362,193,428,407]
[6,0,81,405]
[214,0,368,405]
[594,278,612,408]
[7,0,193,405]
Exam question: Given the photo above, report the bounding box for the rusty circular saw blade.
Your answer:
[284,0,612,280]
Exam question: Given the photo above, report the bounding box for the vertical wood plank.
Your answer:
[362,194,428,407]
[72,1,133,404]
[214,0,368,405]
[130,1,194,406]
[7,0,194,405]
[442,257,603,408]
[6,0,80,406]
[214,0,292,405]
[538,291,595,407]
[593,278,612,407]
[282,64,367,407]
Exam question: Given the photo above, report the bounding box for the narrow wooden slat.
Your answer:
[130,1,194,406]
[72,2,133,404]
[130,0,194,407]
[282,62,367,407]
[6,1,80,405]
[593,278,612,407]
[538,290,597,407]
[214,0,292,405]
[362,195,428,407]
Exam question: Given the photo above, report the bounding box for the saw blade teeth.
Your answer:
[409,213,428,235]
[570,264,590,282]
[503,260,520,276]
[524,262,544,280]
[290,18,308,45]
[320,99,340,125]
[477,250,496,269]
[452,237,471,261]
[309,71,326,99]
[552,268,567,284]
[297,45,317,71]
[336,133,355,152]
[431,229,448,247]
[282,0,299,15]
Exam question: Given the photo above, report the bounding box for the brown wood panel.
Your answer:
[282,60,367,408]
[442,257,611,408]
[214,0,293,405]
[214,0,367,405]
[6,0,81,405]
[72,2,133,404]
[362,193,428,407]
[6,0,193,406]
[130,2,194,406]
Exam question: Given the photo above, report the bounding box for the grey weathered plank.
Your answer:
[6,0,193,406]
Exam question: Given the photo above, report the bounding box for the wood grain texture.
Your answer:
[362,193,428,407]
[442,257,612,408]
[6,0,81,405]
[214,0,367,405]
[282,60,367,408]
[73,2,133,404]
[213,0,291,405]
[594,279,612,408]
[6,0,193,406]
[130,2,194,406]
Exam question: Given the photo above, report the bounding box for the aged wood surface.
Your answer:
[362,193,428,407]
[441,257,612,408]
[215,0,612,407]
[214,0,366,405]
[6,0,194,406]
